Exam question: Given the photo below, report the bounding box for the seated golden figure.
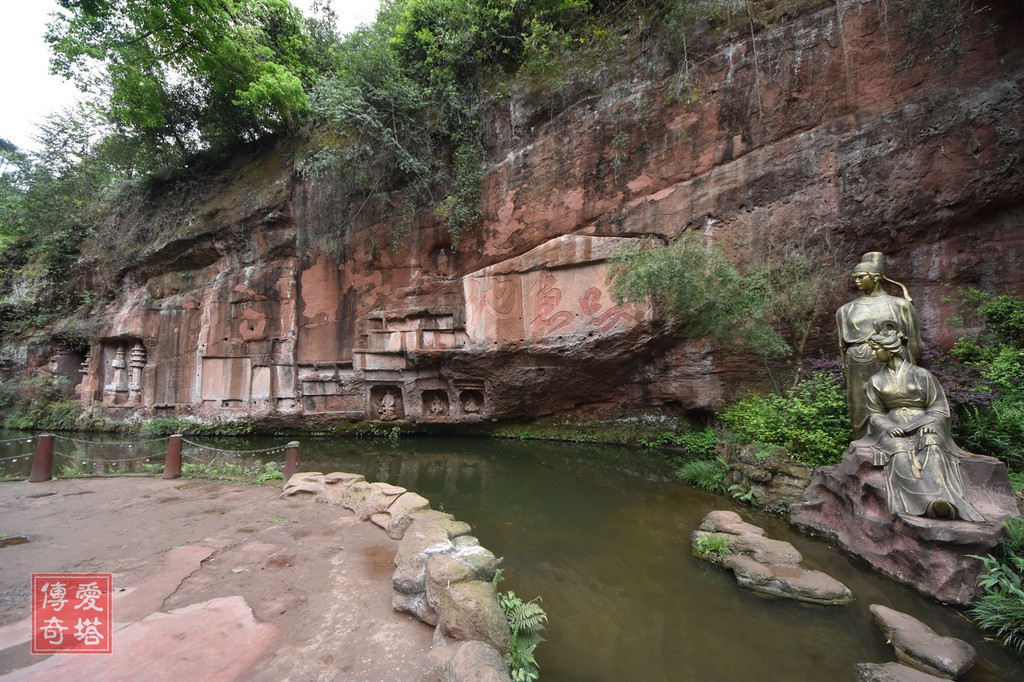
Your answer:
[864,329,985,522]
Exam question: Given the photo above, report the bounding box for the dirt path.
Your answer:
[0,476,433,681]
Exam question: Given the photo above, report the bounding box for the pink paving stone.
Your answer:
[5,596,277,682]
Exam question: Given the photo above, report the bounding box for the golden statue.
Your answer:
[836,252,924,438]
[864,329,985,521]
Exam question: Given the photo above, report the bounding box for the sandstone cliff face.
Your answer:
[55,0,1024,426]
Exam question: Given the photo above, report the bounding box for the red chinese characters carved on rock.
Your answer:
[529,273,642,338]
[32,573,112,654]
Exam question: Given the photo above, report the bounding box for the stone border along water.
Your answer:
[282,471,516,682]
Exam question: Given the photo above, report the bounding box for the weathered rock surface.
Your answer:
[790,443,1020,604]
[280,471,325,498]
[698,509,766,537]
[385,491,433,538]
[722,554,854,606]
[436,580,512,654]
[869,604,976,678]
[721,444,816,512]
[854,662,952,682]
[420,641,513,682]
[30,0,1021,428]
[342,480,407,520]
[692,511,853,605]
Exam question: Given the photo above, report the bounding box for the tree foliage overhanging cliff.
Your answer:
[1,0,664,330]
[0,0,994,343]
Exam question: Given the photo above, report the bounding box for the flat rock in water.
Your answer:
[723,554,854,605]
[854,662,951,682]
[869,604,976,677]
[729,532,803,567]
[693,511,853,606]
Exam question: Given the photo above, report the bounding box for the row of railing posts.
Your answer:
[25,433,299,484]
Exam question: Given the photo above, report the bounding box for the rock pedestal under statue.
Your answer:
[790,441,1020,605]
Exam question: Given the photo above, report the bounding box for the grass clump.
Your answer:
[677,457,729,494]
[970,516,1024,654]
[182,460,283,485]
[140,416,255,438]
[694,533,734,560]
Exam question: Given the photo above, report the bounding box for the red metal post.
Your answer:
[284,441,300,484]
[163,434,183,479]
[29,434,54,483]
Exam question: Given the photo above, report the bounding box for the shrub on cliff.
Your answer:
[610,234,790,359]
[930,290,1024,470]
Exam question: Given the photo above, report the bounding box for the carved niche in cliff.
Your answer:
[97,338,146,407]
[370,385,404,421]
[421,390,450,419]
[459,389,485,418]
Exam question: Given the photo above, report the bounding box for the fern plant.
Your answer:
[969,517,1024,654]
[498,590,548,682]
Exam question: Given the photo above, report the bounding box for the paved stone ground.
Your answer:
[0,476,433,681]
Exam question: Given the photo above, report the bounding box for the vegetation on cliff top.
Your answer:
[3,0,842,340]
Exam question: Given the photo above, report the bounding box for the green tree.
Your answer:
[304,0,603,246]
[46,0,323,166]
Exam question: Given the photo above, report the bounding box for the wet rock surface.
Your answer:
[869,604,976,678]
[854,662,952,682]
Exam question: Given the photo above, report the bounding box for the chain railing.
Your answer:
[2,433,299,486]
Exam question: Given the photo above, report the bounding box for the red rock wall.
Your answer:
[72,0,1024,424]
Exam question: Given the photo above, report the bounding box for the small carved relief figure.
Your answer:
[462,394,480,414]
[379,390,397,420]
[864,329,985,522]
[836,252,924,438]
[430,394,448,417]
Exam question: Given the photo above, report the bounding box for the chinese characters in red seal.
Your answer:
[31,573,112,654]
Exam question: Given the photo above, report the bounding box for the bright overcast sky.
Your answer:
[0,0,381,152]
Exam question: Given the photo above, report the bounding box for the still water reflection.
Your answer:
[2,433,1023,680]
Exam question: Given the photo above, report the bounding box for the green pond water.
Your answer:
[2,433,1023,681]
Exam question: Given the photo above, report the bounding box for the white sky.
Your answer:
[0,0,381,152]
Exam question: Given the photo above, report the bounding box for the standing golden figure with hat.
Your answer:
[836,252,925,438]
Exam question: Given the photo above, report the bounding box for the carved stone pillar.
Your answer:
[128,343,146,404]
[75,351,91,399]
[104,345,129,405]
